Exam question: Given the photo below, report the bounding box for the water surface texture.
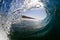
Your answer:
[0,0,57,40]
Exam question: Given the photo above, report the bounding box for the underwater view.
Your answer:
[0,0,60,40]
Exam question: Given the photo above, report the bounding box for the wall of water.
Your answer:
[0,0,56,40]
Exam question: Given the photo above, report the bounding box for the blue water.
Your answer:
[0,0,59,40]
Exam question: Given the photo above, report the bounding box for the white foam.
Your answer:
[0,0,48,40]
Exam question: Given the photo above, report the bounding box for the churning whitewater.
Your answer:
[0,0,53,40]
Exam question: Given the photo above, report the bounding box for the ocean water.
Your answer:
[0,0,58,40]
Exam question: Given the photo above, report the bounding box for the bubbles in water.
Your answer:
[1,0,46,34]
[0,0,55,39]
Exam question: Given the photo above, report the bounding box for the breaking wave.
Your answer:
[0,0,56,40]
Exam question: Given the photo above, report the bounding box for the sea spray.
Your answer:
[0,0,55,40]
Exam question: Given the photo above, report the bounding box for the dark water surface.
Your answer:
[0,0,60,40]
[9,0,60,40]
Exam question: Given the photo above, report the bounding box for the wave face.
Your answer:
[0,0,56,40]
